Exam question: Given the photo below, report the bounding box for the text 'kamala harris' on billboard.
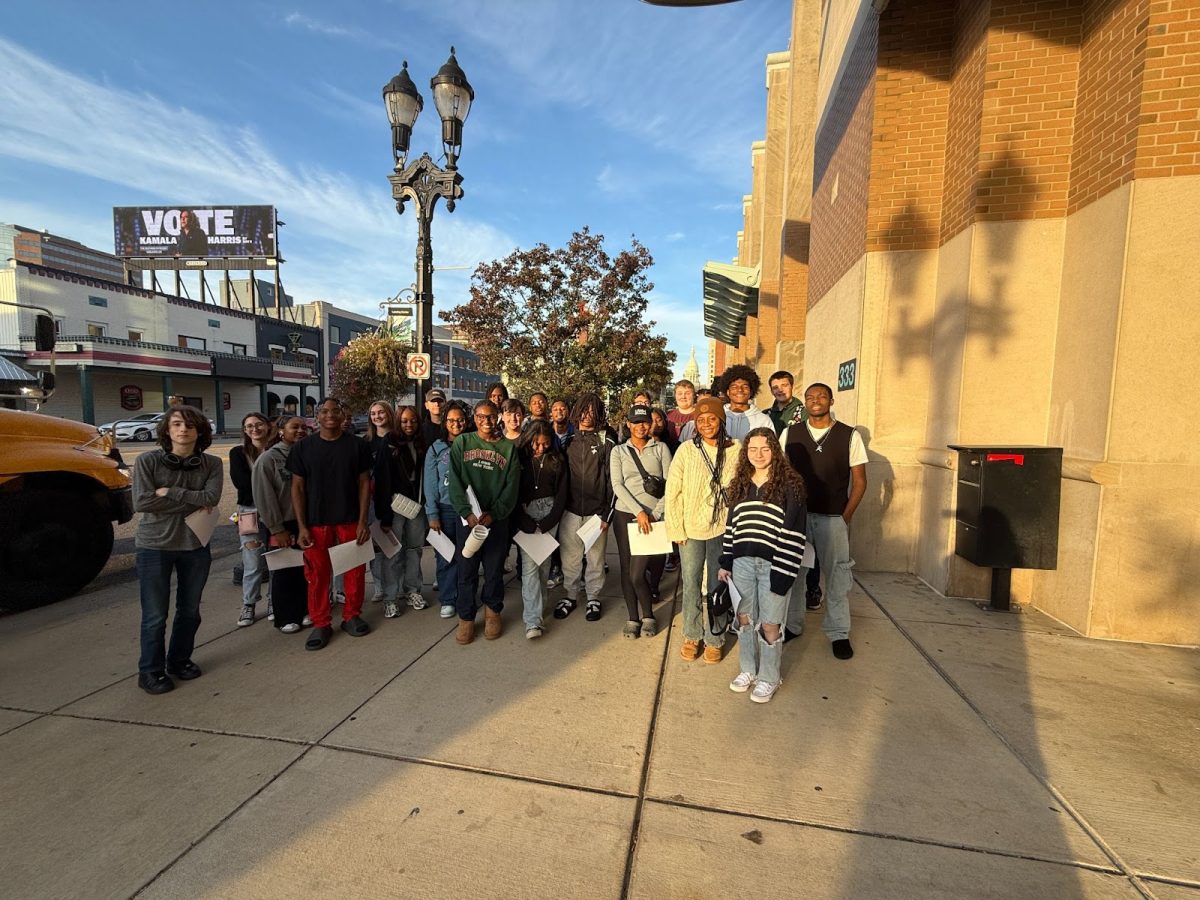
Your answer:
[113,206,277,259]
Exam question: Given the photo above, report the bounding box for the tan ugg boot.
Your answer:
[456,619,475,645]
[484,607,503,640]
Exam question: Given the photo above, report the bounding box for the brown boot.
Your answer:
[484,607,503,640]
[456,619,475,645]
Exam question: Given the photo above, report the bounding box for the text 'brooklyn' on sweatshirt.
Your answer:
[449,431,520,522]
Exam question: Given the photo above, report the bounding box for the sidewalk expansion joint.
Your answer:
[646,795,1125,876]
[854,575,1156,899]
[619,578,679,900]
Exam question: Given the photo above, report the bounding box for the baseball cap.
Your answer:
[427,388,446,401]
[627,404,652,423]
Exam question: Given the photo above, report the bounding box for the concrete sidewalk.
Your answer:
[0,549,1196,899]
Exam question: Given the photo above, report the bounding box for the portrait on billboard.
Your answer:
[113,205,277,259]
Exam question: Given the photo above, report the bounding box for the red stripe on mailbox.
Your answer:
[986,453,1025,465]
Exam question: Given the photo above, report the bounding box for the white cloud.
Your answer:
[665,231,685,242]
[282,12,398,50]
[0,37,515,316]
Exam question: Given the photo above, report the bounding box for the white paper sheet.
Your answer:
[426,527,456,562]
[726,575,743,617]
[627,521,672,556]
[184,507,222,547]
[460,485,485,526]
[263,547,305,571]
[801,540,815,570]
[513,529,558,566]
[370,521,402,559]
[576,514,604,553]
[328,538,374,577]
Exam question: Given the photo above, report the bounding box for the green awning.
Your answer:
[702,261,759,343]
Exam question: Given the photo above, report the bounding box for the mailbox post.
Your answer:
[948,445,1063,611]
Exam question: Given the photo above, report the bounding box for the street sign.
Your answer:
[406,352,431,380]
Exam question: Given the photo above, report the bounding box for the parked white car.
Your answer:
[99,412,217,442]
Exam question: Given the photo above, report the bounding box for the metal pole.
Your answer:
[414,208,433,412]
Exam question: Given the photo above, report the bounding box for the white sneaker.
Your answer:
[302,615,313,627]
[237,605,254,627]
[750,680,780,704]
[440,604,455,619]
[280,623,301,634]
[407,591,428,611]
[266,599,274,622]
[729,672,756,693]
[525,626,544,640]
[383,600,400,619]
[332,590,345,605]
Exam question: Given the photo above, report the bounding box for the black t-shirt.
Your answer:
[285,432,372,525]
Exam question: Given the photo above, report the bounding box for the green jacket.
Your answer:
[768,397,806,434]
[449,431,520,521]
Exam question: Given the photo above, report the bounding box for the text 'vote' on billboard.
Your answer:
[112,205,277,259]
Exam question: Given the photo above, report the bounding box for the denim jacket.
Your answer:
[423,438,454,517]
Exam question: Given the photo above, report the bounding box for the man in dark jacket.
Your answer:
[554,392,615,623]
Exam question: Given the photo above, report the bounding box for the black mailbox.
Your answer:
[948,445,1062,610]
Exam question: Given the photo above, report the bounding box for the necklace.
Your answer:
[809,422,834,453]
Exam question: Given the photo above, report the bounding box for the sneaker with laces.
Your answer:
[237,605,254,627]
[302,615,313,627]
[525,625,544,640]
[805,588,823,611]
[383,600,400,619]
[440,604,455,618]
[546,570,563,588]
[750,680,780,703]
[266,600,274,622]
[680,639,701,661]
[407,591,428,610]
[730,671,756,693]
[703,644,723,664]
[280,623,301,634]
[332,590,346,605]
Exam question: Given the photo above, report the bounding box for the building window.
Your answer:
[87,323,106,337]
[330,325,342,344]
[228,343,247,355]
[270,348,283,361]
[179,335,205,350]
[208,318,221,328]
[53,318,64,335]
[88,295,108,308]
[128,329,143,342]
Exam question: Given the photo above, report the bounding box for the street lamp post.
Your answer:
[382,48,474,411]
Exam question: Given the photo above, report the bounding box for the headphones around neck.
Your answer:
[164,451,204,470]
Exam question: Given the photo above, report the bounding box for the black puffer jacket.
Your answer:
[564,429,614,520]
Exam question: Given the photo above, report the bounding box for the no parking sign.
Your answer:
[406,352,431,380]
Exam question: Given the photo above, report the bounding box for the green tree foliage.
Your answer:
[329,331,411,413]
[441,227,676,407]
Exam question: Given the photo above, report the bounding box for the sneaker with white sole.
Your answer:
[729,672,756,693]
[525,625,544,640]
[439,604,455,618]
[750,680,780,703]
[302,615,313,627]
[332,590,345,605]
[266,600,274,622]
[546,571,563,588]
[407,591,428,610]
[383,600,400,619]
[280,623,301,634]
[237,605,254,627]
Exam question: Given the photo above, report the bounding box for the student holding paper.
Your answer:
[132,405,223,695]
[512,420,568,640]
[230,412,273,628]
[717,427,808,703]
[556,393,615,623]
[374,405,429,619]
[288,398,373,651]
[610,403,672,639]
[252,415,310,633]
[425,404,469,619]
[449,400,521,644]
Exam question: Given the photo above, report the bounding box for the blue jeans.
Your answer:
[679,536,724,647]
[731,557,788,684]
[137,545,211,673]
[431,504,461,610]
[517,497,557,629]
[456,517,508,619]
[237,506,268,607]
[806,513,852,641]
[379,511,428,602]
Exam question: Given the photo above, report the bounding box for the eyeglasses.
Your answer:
[474,414,497,422]
[446,418,467,427]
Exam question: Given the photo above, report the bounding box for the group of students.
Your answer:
[133,365,865,706]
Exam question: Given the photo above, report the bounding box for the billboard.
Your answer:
[113,205,277,259]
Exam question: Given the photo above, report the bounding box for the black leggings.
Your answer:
[270,520,308,628]
[612,509,658,621]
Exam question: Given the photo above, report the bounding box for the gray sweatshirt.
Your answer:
[133,449,224,551]
[251,442,296,535]
[610,438,672,519]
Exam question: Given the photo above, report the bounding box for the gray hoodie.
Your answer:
[251,442,296,535]
[133,449,224,551]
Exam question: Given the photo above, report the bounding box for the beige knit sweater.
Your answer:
[665,437,741,542]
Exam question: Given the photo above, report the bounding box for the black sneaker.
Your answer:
[166,660,202,681]
[832,639,854,660]
[553,599,577,620]
[805,588,823,611]
[138,671,175,695]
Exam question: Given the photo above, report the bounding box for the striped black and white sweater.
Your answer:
[718,482,808,595]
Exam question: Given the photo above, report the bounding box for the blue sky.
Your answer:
[0,0,791,379]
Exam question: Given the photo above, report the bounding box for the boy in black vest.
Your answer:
[782,383,867,659]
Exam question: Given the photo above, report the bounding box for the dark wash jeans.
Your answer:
[456,517,509,620]
[136,545,212,673]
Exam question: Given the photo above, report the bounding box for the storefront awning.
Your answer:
[702,261,759,344]
[0,356,36,383]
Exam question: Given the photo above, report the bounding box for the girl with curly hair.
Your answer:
[717,426,808,704]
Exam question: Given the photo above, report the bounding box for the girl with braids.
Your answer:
[229,412,273,627]
[717,427,807,703]
[664,396,740,664]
